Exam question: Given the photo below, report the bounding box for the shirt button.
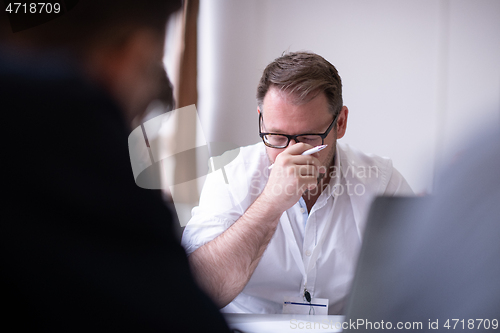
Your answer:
[305,250,311,256]
[300,208,305,214]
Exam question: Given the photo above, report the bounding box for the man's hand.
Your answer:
[261,143,323,213]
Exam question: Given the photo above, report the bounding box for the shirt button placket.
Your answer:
[303,213,317,294]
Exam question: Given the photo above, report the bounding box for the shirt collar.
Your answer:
[314,143,343,206]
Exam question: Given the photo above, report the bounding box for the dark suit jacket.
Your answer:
[0,47,230,332]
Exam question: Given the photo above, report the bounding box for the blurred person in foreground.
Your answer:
[182,52,413,314]
[345,126,500,332]
[0,1,230,332]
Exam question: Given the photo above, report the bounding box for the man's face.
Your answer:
[259,87,346,172]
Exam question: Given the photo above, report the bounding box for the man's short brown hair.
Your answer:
[256,51,343,115]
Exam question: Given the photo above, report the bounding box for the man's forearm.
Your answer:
[188,193,282,308]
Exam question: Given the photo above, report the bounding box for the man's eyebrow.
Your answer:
[264,126,326,135]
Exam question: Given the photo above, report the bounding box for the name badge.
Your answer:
[283,296,329,315]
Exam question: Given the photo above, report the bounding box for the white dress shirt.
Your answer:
[182,142,412,314]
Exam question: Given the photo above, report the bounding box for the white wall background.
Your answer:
[197,0,500,195]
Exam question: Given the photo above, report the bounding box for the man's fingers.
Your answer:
[293,155,321,168]
[273,155,323,177]
[300,175,319,191]
[296,164,318,177]
[284,142,314,155]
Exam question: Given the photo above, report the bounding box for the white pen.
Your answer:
[268,144,328,169]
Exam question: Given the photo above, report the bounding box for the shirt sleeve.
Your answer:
[181,147,265,255]
[383,167,414,196]
[181,168,239,255]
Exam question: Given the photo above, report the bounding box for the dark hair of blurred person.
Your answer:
[0,1,230,332]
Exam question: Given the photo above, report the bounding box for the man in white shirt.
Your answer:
[182,51,412,314]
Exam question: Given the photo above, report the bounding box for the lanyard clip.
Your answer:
[304,288,311,303]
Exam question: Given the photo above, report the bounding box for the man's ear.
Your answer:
[336,106,349,139]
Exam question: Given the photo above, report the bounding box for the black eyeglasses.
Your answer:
[259,111,340,149]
